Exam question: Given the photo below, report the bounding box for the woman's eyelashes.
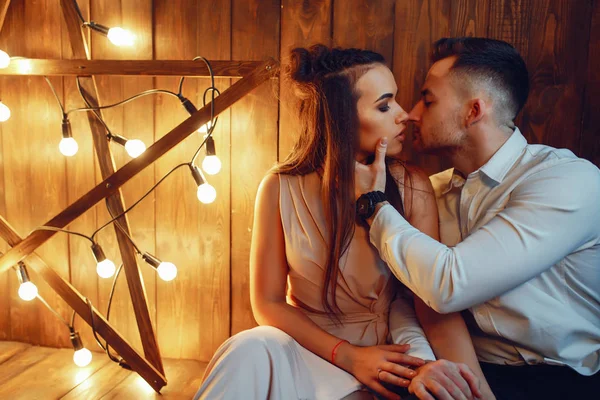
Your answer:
[378,103,390,112]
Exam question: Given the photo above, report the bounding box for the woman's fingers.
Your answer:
[381,361,417,381]
[385,351,426,367]
[378,369,411,387]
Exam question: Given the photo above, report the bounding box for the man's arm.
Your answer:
[370,160,600,313]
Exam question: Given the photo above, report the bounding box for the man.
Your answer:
[355,37,600,399]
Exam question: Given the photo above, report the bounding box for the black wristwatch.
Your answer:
[356,191,387,219]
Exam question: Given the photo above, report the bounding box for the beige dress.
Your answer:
[195,169,435,400]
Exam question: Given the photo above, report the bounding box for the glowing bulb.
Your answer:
[202,155,222,175]
[0,50,10,68]
[107,27,135,46]
[157,262,177,281]
[73,348,92,367]
[124,139,146,158]
[96,259,116,278]
[197,123,211,135]
[59,137,78,156]
[18,281,38,301]
[197,183,216,204]
[0,101,10,121]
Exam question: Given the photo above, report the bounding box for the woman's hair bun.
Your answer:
[288,44,385,84]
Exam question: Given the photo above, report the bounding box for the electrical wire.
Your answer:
[72,0,86,24]
[66,89,181,116]
[36,294,71,328]
[91,162,190,241]
[103,199,143,255]
[30,226,95,245]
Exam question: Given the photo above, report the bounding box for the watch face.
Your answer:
[356,196,371,216]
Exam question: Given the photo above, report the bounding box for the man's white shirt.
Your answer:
[370,128,600,375]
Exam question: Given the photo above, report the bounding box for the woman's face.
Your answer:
[355,64,408,162]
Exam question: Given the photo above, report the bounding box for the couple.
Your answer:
[195,38,600,400]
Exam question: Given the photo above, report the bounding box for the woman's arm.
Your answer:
[405,166,494,399]
[250,174,344,360]
[250,174,422,400]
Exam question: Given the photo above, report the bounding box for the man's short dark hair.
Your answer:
[432,37,529,121]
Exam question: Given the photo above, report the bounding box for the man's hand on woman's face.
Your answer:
[409,360,482,400]
[354,137,388,200]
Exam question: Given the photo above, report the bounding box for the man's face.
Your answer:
[408,56,468,154]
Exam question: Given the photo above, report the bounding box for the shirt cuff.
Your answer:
[369,203,412,248]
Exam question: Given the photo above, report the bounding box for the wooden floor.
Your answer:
[0,341,208,399]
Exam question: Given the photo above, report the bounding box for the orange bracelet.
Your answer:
[331,339,348,365]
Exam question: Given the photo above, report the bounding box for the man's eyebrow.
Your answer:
[420,88,433,97]
[374,93,394,103]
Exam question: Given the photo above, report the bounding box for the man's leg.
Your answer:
[481,362,600,400]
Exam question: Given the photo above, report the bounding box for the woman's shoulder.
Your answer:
[389,161,432,192]
[257,173,281,204]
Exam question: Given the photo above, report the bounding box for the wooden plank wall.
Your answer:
[0,0,598,362]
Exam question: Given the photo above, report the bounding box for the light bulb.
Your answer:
[202,155,222,175]
[96,259,116,278]
[197,183,216,204]
[73,348,92,367]
[59,137,78,157]
[107,27,135,47]
[124,139,146,158]
[197,122,211,135]
[0,50,10,68]
[18,281,38,301]
[157,262,177,281]
[0,101,10,121]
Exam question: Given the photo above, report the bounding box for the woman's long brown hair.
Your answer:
[274,44,407,320]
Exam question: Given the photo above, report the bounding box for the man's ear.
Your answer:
[465,98,486,127]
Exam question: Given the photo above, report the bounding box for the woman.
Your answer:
[195,45,493,400]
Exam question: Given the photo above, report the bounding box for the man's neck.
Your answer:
[450,124,513,176]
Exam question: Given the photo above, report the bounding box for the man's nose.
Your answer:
[408,101,423,122]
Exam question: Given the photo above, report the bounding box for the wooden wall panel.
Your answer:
[2,0,70,348]
[1,0,599,362]
[279,0,332,160]
[154,0,231,360]
[450,0,489,37]
[393,0,451,175]
[89,0,155,355]
[582,0,600,168]
[60,0,100,352]
[230,0,280,335]
[333,0,395,62]
[0,1,10,341]
[497,0,591,153]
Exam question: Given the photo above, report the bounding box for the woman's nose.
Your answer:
[396,108,408,124]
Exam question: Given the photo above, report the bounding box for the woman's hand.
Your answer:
[408,360,482,400]
[335,342,426,400]
[354,137,388,200]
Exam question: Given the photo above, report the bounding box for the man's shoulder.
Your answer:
[520,143,600,182]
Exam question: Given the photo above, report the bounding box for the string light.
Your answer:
[141,253,177,282]
[70,330,92,367]
[59,117,78,156]
[189,164,216,204]
[0,101,11,122]
[16,262,38,301]
[108,133,146,158]
[90,243,116,278]
[0,49,10,68]
[202,135,221,175]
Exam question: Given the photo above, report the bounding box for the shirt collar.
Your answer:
[441,128,528,193]
[478,128,527,184]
